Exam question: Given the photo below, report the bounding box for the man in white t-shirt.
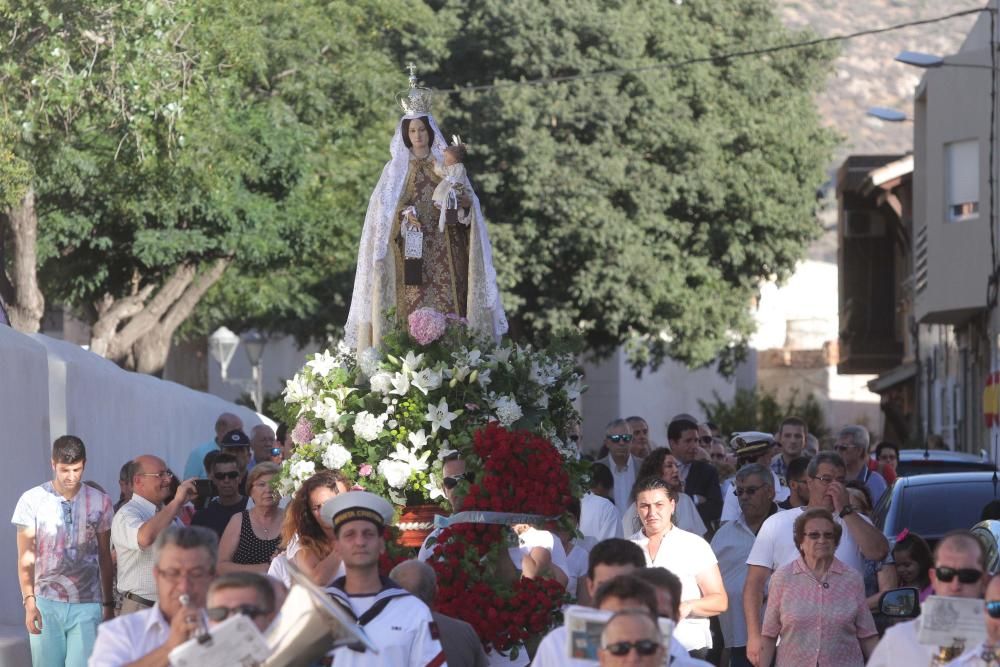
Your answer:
[742,451,888,666]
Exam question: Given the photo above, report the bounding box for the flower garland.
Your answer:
[429,423,572,656]
[275,311,586,506]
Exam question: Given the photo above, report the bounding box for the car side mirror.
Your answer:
[879,587,920,618]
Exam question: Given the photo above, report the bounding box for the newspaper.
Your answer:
[168,613,270,667]
[916,595,987,647]
[564,605,674,662]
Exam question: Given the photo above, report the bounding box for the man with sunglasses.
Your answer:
[626,416,653,459]
[719,433,789,523]
[191,453,249,538]
[711,463,779,667]
[743,451,888,666]
[946,573,1000,665]
[866,530,988,667]
[835,424,888,506]
[90,526,218,666]
[112,455,197,614]
[597,419,641,517]
[668,418,723,527]
[417,452,471,561]
[598,607,667,667]
[13,436,114,667]
[205,572,278,634]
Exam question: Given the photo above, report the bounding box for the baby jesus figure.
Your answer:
[432,141,469,232]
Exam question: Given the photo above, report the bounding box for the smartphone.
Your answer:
[193,478,214,500]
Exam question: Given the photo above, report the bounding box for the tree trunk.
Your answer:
[130,258,230,374]
[89,257,231,374]
[0,187,45,332]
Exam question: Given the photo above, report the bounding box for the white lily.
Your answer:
[389,442,430,473]
[389,371,411,396]
[330,386,356,403]
[408,429,429,452]
[402,350,424,376]
[411,367,443,395]
[312,397,342,430]
[283,374,312,405]
[306,350,338,378]
[425,397,457,434]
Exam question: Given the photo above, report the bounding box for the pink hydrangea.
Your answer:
[359,463,374,477]
[291,417,314,446]
[408,308,448,345]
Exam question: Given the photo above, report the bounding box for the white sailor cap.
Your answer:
[730,431,776,458]
[320,491,394,533]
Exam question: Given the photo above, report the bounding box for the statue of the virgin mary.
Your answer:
[344,67,508,351]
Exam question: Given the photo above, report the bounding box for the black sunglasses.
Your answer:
[935,567,983,584]
[442,472,473,490]
[987,600,1000,619]
[568,434,580,443]
[606,434,633,443]
[206,604,270,622]
[213,471,240,481]
[604,639,660,657]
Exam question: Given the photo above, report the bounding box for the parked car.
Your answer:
[873,471,1000,547]
[895,449,994,477]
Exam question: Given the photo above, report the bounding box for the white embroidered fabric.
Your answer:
[344,113,508,349]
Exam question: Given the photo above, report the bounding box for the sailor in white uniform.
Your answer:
[320,491,447,666]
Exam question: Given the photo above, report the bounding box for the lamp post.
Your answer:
[866,106,912,123]
[208,326,268,412]
[242,330,267,413]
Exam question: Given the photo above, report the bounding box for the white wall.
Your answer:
[0,326,261,626]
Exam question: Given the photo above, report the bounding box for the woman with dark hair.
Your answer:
[759,508,878,666]
[345,68,507,350]
[622,449,706,536]
[628,475,727,658]
[271,469,350,587]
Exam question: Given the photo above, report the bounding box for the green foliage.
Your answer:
[699,387,829,440]
[0,122,31,209]
[429,0,837,372]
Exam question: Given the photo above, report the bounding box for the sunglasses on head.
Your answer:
[606,434,633,443]
[213,471,240,481]
[604,640,661,657]
[935,567,982,584]
[206,604,270,623]
[442,472,473,490]
[987,600,1000,619]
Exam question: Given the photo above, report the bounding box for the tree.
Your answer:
[1,0,438,372]
[699,388,829,441]
[427,0,837,372]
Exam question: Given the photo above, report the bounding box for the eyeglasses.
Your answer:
[987,600,1000,619]
[935,567,983,584]
[137,471,174,480]
[810,475,846,485]
[699,436,714,445]
[270,447,282,456]
[443,472,473,490]
[61,500,73,526]
[606,434,633,443]
[213,471,240,481]
[156,567,213,583]
[604,640,661,657]
[805,531,836,541]
[206,604,271,623]
[733,485,763,497]
[568,434,580,443]
[834,444,855,452]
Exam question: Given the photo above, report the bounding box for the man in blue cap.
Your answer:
[321,491,446,666]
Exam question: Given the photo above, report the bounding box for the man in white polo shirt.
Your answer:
[742,451,888,666]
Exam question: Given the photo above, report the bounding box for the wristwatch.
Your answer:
[839,505,855,519]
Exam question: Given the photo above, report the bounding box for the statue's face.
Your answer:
[408,120,429,150]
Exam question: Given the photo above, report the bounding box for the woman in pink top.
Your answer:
[759,508,878,667]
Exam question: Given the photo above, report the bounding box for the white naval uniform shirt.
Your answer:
[326,576,446,666]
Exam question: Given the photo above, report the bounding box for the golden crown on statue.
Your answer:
[396,63,434,116]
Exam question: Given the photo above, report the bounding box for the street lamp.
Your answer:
[242,330,267,413]
[895,50,993,70]
[208,326,268,412]
[867,107,912,123]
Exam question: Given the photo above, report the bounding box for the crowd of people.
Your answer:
[10,409,1000,667]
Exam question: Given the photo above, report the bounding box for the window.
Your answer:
[945,139,979,222]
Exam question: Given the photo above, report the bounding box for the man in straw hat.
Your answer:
[320,491,445,666]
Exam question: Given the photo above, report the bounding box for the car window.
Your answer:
[899,482,1000,539]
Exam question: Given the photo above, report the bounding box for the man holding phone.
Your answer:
[191,454,248,539]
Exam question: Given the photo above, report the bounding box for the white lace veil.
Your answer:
[344,113,508,350]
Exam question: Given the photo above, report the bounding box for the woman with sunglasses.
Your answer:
[759,507,878,667]
[273,469,350,587]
